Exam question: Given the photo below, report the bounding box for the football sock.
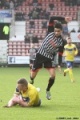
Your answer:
[69,69,74,82]
[46,77,55,91]
[30,76,34,84]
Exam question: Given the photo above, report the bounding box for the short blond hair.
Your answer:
[17,78,28,86]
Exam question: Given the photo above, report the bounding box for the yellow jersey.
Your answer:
[16,83,40,106]
[64,44,78,61]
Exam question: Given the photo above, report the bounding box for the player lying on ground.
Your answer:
[4,78,41,107]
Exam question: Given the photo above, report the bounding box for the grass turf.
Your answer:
[0,67,80,120]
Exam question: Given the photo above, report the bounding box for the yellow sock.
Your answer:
[69,69,74,82]
[64,68,69,73]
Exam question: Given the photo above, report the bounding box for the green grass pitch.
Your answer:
[0,67,80,120]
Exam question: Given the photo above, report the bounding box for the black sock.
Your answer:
[46,77,55,91]
[30,76,34,84]
[30,76,34,81]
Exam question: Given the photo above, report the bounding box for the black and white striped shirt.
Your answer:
[37,32,64,59]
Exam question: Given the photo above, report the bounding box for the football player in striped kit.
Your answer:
[30,16,70,100]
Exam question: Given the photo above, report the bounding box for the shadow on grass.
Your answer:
[2,103,80,112]
[39,103,80,111]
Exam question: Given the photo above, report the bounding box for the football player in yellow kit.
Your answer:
[63,37,78,82]
[4,78,41,107]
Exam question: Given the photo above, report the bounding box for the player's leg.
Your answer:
[29,59,38,84]
[64,68,69,76]
[30,53,43,84]
[29,59,33,70]
[69,67,74,82]
[64,61,70,76]
[64,61,74,82]
[30,69,40,84]
[68,62,74,82]
[44,59,56,100]
[46,68,55,100]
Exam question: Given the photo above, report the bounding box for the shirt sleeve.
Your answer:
[74,45,78,55]
[49,16,65,22]
[14,88,20,95]
[58,39,67,66]
[47,16,66,33]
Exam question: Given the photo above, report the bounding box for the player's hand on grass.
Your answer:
[3,105,10,108]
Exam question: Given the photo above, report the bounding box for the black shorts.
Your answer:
[32,53,55,70]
